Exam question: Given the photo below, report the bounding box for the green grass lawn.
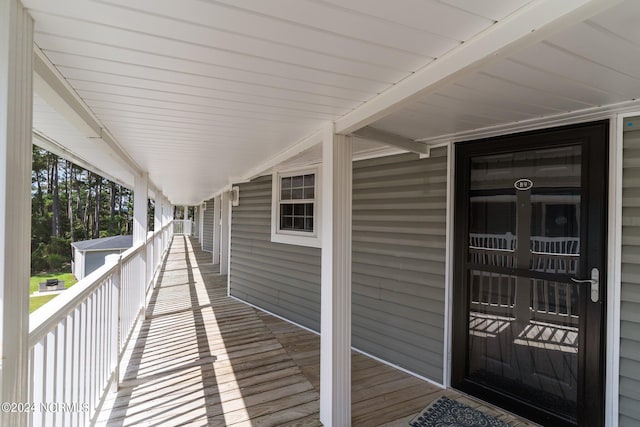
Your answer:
[29,272,77,295]
[29,294,60,313]
[29,272,78,314]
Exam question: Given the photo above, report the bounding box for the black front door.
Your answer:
[452,121,608,427]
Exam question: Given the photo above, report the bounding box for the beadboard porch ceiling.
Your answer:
[22,0,640,205]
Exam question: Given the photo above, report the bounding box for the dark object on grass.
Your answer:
[38,279,65,292]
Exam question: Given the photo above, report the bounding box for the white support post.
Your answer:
[169,203,175,238]
[154,196,162,271]
[198,203,205,244]
[159,197,166,249]
[213,195,221,266]
[0,0,33,423]
[320,126,353,426]
[133,173,148,245]
[192,206,196,235]
[160,197,166,227]
[219,192,230,275]
[154,197,162,234]
[164,198,170,228]
[183,205,190,235]
[133,173,148,316]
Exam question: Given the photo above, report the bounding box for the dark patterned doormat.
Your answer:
[409,396,510,427]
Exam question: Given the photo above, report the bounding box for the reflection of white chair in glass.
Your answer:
[531,236,580,274]
[468,233,580,322]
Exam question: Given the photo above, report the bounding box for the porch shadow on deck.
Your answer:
[96,236,537,426]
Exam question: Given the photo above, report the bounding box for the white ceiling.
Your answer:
[21,0,640,205]
[32,92,136,187]
[375,2,640,141]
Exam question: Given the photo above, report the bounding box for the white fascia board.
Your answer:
[417,99,640,146]
[33,49,101,138]
[335,0,623,135]
[33,130,132,189]
[242,129,323,181]
[34,46,144,177]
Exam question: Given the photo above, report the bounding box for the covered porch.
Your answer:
[3,0,640,426]
[96,236,533,426]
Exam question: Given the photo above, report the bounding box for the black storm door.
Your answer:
[452,121,608,427]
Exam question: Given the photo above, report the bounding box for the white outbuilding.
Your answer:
[71,235,133,280]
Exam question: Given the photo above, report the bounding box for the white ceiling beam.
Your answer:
[241,129,323,181]
[33,130,131,189]
[33,46,144,177]
[334,0,623,135]
[352,126,430,157]
[33,49,101,138]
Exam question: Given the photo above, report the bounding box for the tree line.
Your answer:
[31,146,146,273]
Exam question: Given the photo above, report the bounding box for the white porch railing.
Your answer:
[27,221,174,426]
[172,219,193,236]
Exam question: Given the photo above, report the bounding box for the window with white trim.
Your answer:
[271,169,320,247]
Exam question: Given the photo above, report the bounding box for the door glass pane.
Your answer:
[466,145,582,422]
[469,146,581,272]
[467,272,580,421]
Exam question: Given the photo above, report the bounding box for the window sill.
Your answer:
[271,232,321,248]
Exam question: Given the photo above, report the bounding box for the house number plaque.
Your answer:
[514,178,533,191]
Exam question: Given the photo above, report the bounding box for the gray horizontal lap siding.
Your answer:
[229,149,447,383]
[202,198,214,252]
[230,175,321,331]
[352,149,446,382]
[621,129,640,426]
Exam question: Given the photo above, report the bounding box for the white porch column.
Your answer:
[320,126,352,426]
[154,196,162,233]
[154,195,162,269]
[160,197,167,247]
[183,205,190,235]
[193,206,198,239]
[166,201,174,240]
[133,173,148,245]
[0,0,33,423]
[219,192,230,275]
[133,173,148,316]
[199,203,204,244]
[163,198,170,226]
[213,195,221,265]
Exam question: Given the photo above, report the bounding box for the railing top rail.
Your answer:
[468,246,514,253]
[531,251,579,257]
[29,223,172,348]
[117,239,145,264]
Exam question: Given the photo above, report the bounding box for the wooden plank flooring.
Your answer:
[96,236,538,426]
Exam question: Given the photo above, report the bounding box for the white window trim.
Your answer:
[271,168,321,248]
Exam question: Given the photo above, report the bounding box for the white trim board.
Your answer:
[605,112,632,427]
[443,141,455,389]
[442,116,622,426]
[33,131,131,190]
[417,100,640,146]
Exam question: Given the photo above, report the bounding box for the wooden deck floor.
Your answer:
[96,236,537,426]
